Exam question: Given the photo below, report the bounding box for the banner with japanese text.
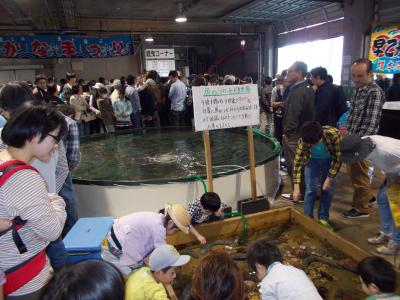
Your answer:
[0,34,134,59]
[369,22,400,74]
[192,84,260,132]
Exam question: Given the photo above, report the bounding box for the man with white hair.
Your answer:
[110,79,122,104]
[282,61,315,202]
[139,79,160,128]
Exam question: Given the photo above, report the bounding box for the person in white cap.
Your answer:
[125,244,190,300]
[102,203,201,275]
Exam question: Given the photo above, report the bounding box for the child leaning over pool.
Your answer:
[102,203,195,275]
[187,192,228,244]
[357,256,400,300]
[247,240,322,300]
[188,192,227,224]
[125,244,190,300]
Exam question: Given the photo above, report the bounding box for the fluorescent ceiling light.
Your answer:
[145,36,154,42]
[175,15,187,23]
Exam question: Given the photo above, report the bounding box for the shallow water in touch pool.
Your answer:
[72,128,277,182]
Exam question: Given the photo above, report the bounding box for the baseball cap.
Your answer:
[92,82,105,89]
[149,244,190,271]
[340,135,376,164]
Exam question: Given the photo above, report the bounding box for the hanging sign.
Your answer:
[0,34,134,59]
[369,22,400,74]
[192,84,259,132]
[145,48,175,59]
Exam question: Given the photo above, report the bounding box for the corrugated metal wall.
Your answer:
[273,2,344,48]
[377,0,400,22]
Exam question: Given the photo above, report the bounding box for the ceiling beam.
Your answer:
[61,0,78,29]
[0,0,30,22]
[305,0,343,2]
[219,0,260,19]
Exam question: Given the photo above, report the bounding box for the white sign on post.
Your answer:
[192,84,260,132]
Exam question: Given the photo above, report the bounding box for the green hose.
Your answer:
[248,127,281,154]
[186,174,208,193]
[223,212,248,244]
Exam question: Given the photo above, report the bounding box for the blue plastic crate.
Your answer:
[63,217,113,263]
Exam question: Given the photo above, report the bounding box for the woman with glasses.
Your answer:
[0,103,67,300]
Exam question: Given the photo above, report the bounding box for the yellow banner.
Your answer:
[369,22,400,74]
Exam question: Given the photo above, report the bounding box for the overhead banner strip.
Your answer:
[0,34,134,59]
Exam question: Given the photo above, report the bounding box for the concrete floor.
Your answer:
[272,164,400,268]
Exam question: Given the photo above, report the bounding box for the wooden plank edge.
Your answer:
[167,207,291,246]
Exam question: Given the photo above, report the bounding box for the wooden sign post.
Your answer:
[247,126,257,201]
[192,84,268,213]
[203,130,214,192]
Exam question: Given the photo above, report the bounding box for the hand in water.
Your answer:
[197,235,207,245]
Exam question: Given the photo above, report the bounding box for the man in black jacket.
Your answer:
[310,67,347,127]
[282,61,315,202]
[33,74,50,102]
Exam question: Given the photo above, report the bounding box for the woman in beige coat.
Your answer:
[70,84,91,136]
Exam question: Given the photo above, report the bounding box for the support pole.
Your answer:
[247,126,257,200]
[203,130,214,192]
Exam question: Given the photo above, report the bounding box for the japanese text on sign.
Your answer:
[144,48,175,59]
[192,84,260,132]
[0,34,134,59]
[369,22,400,74]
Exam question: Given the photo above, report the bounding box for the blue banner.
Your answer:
[0,34,134,59]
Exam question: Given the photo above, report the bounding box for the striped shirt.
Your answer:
[347,81,385,137]
[293,126,342,184]
[0,269,5,285]
[0,163,66,296]
[0,130,69,194]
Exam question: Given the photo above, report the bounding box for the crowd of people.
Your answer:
[0,59,399,300]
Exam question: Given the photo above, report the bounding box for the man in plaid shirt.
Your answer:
[293,122,342,229]
[343,58,385,219]
[59,111,81,235]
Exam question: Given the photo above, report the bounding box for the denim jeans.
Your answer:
[131,111,142,129]
[45,237,69,270]
[59,173,78,237]
[304,158,335,221]
[377,183,400,244]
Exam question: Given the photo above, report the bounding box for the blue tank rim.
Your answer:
[72,127,281,186]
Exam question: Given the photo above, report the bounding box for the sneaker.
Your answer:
[376,240,400,255]
[318,220,334,231]
[281,193,293,200]
[369,196,377,207]
[342,209,370,219]
[368,232,391,245]
[281,194,304,203]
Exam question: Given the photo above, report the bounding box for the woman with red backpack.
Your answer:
[0,103,67,299]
